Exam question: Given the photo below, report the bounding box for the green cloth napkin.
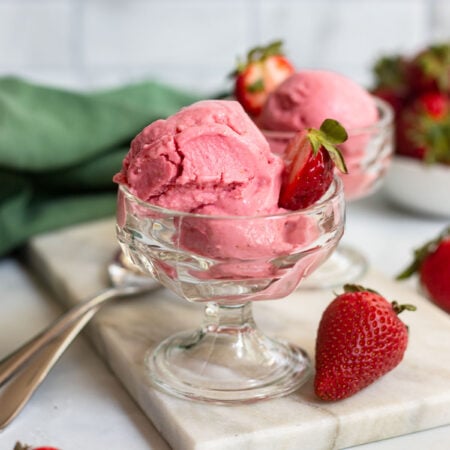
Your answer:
[0,77,202,257]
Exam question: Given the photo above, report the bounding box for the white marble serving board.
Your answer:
[26,218,450,450]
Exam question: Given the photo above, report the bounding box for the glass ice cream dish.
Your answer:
[116,176,344,403]
[259,71,394,288]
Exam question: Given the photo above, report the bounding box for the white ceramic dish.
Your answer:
[383,156,450,218]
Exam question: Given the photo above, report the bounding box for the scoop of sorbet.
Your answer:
[114,100,284,217]
[259,70,378,132]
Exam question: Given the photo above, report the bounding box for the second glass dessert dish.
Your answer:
[116,177,344,404]
[263,97,394,288]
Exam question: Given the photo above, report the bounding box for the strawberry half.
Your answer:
[397,226,450,313]
[279,119,348,210]
[314,284,416,401]
[232,40,295,116]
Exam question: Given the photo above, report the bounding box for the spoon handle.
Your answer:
[0,286,121,388]
[0,305,99,430]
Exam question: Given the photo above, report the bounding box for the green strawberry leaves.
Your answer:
[343,284,380,294]
[247,79,265,93]
[397,225,450,279]
[307,119,348,173]
[418,43,450,92]
[247,39,285,64]
[233,40,287,76]
[373,55,407,90]
[391,301,417,315]
[343,285,416,316]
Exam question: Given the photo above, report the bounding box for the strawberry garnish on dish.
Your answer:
[397,226,450,313]
[279,119,348,210]
[314,284,416,401]
[232,40,295,116]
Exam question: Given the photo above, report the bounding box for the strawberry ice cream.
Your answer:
[115,100,344,278]
[259,70,393,200]
[259,70,378,132]
[114,99,346,406]
[114,100,283,216]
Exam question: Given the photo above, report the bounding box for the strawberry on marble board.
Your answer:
[314,284,416,401]
[397,226,450,314]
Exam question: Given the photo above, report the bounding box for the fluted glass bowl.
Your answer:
[262,97,394,288]
[116,176,344,404]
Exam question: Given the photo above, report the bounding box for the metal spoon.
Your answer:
[0,250,159,429]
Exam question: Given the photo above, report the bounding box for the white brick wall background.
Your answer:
[0,0,449,94]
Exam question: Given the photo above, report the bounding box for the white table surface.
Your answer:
[0,189,449,450]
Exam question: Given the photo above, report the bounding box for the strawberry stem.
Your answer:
[247,40,285,63]
[14,443,31,450]
[343,284,380,294]
[391,301,417,314]
[231,39,287,77]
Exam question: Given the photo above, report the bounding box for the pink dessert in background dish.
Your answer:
[260,70,378,132]
[258,70,393,200]
[114,99,344,285]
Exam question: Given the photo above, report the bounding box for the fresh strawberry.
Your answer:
[396,92,450,164]
[278,119,348,210]
[314,284,416,401]
[397,226,450,313]
[408,43,450,94]
[232,40,295,116]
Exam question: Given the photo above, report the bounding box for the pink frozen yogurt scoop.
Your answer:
[114,99,283,217]
[259,70,378,132]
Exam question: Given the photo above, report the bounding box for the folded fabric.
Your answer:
[0,77,202,257]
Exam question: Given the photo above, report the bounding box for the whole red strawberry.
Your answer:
[279,119,348,209]
[314,284,415,401]
[396,92,450,164]
[232,40,295,116]
[397,226,450,313]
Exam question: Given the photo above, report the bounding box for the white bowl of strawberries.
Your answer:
[384,156,450,217]
[372,43,450,217]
